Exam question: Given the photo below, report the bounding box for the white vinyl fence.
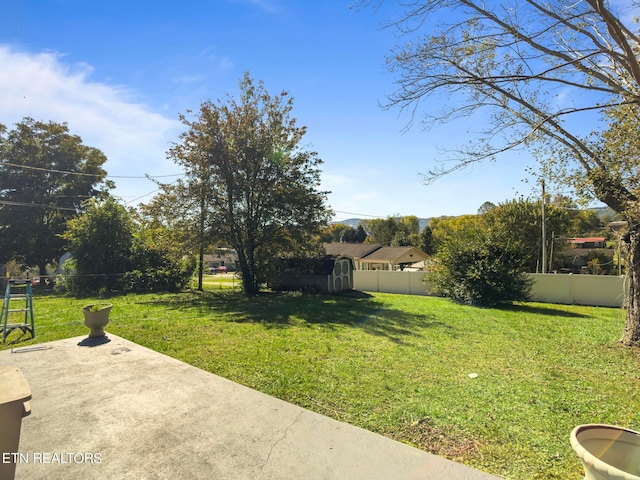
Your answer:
[353,271,626,308]
[527,273,626,308]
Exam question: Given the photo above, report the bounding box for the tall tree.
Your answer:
[430,215,482,250]
[318,223,362,243]
[0,118,110,274]
[418,225,434,255]
[477,201,496,215]
[146,178,214,291]
[360,215,421,246]
[167,73,330,294]
[362,0,640,346]
[360,217,397,245]
[355,224,368,243]
[483,198,573,273]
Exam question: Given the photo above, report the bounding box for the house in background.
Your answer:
[558,237,614,273]
[568,237,607,249]
[322,243,383,270]
[358,246,430,271]
[204,248,239,271]
[323,243,430,271]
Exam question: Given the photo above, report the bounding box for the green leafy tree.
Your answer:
[483,198,573,273]
[130,204,197,292]
[477,201,496,215]
[142,180,213,291]
[361,0,640,345]
[167,73,330,294]
[400,215,420,236]
[360,217,397,245]
[137,186,196,259]
[0,118,110,274]
[360,215,421,246]
[391,230,411,246]
[569,210,605,238]
[550,195,604,237]
[64,197,195,294]
[63,197,134,293]
[318,223,363,243]
[418,225,434,256]
[430,215,483,250]
[354,224,367,243]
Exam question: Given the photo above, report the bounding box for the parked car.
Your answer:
[216,266,229,273]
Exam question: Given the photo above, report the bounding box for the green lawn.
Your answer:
[2,289,638,479]
[196,273,242,290]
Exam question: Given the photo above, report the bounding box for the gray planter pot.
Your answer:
[570,424,640,480]
[82,304,113,338]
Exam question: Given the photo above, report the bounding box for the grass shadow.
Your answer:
[502,303,592,318]
[139,290,452,344]
[353,305,453,345]
[2,328,35,345]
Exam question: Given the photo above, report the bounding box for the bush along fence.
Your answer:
[353,271,627,308]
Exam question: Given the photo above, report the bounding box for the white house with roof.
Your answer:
[323,243,430,271]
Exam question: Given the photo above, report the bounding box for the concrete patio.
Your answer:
[1,334,502,479]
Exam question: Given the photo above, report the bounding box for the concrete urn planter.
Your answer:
[82,304,113,338]
[570,424,640,480]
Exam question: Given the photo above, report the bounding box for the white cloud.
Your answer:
[229,0,280,13]
[199,46,235,71]
[0,45,182,202]
[321,172,353,190]
[172,74,206,84]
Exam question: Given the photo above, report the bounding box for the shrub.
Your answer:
[122,262,195,293]
[432,236,532,306]
[584,250,614,275]
[63,197,196,295]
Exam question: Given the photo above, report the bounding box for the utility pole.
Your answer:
[198,191,205,291]
[541,180,547,274]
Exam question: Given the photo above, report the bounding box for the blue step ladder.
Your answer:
[1,279,35,342]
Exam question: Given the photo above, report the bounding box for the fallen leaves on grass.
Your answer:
[389,417,484,462]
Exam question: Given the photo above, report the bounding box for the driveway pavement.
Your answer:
[1,334,502,480]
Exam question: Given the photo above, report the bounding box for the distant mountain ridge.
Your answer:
[333,218,432,230]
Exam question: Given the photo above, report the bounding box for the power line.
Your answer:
[126,190,160,204]
[332,210,386,219]
[0,199,77,211]
[125,178,183,205]
[1,161,183,179]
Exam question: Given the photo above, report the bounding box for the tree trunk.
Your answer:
[621,224,640,346]
[236,246,259,295]
[197,247,204,292]
[240,263,259,295]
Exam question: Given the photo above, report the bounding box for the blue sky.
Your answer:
[0,0,543,221]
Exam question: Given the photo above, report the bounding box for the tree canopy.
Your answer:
[0,118,110,273]
[483,198,574,273]
[63,196,134,293]
[431,199,608,273]
[360,215,422,246]
[318,223,367,243]
[362,0,640,345]
[165,73,331,294]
